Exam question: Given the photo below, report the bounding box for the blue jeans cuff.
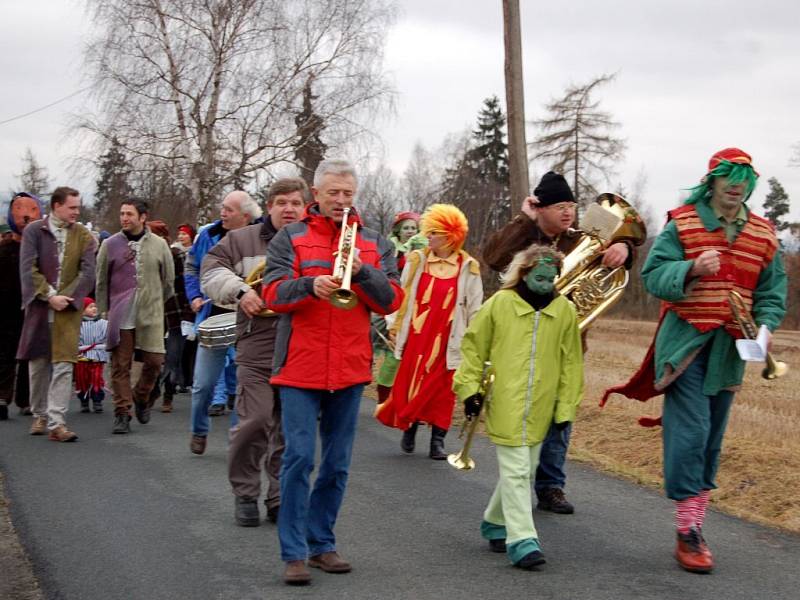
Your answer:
[507,538,542,564]
[480,520,507,541]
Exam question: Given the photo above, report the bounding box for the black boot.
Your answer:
[400,422,418,454]
[429,426,448,460]
[235,496,260,527]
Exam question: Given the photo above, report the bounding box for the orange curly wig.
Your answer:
[420,203,468,251]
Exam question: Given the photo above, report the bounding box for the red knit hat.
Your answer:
[392,211,421,230]
[707,147,759,176]
[83,297,96,309]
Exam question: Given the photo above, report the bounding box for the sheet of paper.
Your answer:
[735,324,769,362]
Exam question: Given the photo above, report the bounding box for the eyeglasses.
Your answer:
[545,203,576,214]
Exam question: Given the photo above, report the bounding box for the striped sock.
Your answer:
[696,490,711,529]
[675,497,697,534]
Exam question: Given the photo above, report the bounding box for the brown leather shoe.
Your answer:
[190,435,207,455]
[30,416,48,435]
[48,424,78,442]
[675,528,713,573]
[308,551,352,573]
[161,402,173,413]
[283,560,311,585]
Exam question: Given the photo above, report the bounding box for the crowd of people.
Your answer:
[0,149,787,585]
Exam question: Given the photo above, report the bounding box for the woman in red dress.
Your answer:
[375,204,483,459]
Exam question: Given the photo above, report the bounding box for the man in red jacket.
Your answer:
[263,159,403,585]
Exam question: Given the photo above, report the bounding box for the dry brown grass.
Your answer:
[577,319,800,533]
[368,319,800,533]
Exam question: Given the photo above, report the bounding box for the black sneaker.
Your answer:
[517,550,546,569]
[112,413,132,434]
[536,488,574,514]
[0,403,8,421]
[93,403,104,414]
[266,504,280,524]
[235,496,260,527]
[80,402,90,414]
[488,538,507,553]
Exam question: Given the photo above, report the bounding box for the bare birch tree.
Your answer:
[358,162,399,235]
[529,73,626,208]
[77,0,396,219]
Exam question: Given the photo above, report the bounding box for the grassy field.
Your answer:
[370,318,800,533]
[576,319,800,533]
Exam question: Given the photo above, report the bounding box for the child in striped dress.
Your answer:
[75,298,108,413]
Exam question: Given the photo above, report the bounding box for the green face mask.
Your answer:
[524,262,558,295]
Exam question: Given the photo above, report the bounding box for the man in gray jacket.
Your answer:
[201,178,307,526]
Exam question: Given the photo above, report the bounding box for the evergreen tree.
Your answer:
[763,177,790,232]
[94,138,132,231]
[470,95,509,184]
[530,73,625,208]
[16,148,50,196]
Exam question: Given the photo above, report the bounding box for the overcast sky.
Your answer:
[2,0,799,228]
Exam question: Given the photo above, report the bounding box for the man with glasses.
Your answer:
[186,191,261,454]
[483,171,630,515]
[96,199,175,434]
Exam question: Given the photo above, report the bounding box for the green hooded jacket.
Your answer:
[453,290,584,447]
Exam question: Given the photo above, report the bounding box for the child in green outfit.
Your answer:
[453,245,583,569]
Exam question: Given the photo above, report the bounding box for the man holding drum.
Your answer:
[186,191,260,454]
[263,159,403,585]
[201,178,307,526]
[96,199,174,434]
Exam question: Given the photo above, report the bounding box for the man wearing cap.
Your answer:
[603,148,786,573]
[482,171,631,515]
[0,193,44,420]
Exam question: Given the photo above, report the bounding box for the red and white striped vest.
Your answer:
[667,204,778,337]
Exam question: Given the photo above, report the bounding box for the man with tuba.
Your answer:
[482,171,633,515]
[262,159,403,585]
[603,148,786,574]
[201,178,307,527]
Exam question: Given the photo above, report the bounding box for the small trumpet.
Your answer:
[330,207,358,310]
[448,362,495,471]
[243,259,275,317]
[729,290,788,380]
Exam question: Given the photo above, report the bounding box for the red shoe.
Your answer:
[675,528,714,573]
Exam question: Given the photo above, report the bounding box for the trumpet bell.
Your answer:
[330,288,358,310]
[763,361,789,380]
[447,452,475,471]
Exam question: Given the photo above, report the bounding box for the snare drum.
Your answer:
[197,313,237,348]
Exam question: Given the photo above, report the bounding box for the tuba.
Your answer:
[556,193,647,331]
[243,259,275,317]
[728,290,788,380]
[330,207,359,310]
[448,362,495,471]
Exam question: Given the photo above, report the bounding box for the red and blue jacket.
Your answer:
[262,204,403,390]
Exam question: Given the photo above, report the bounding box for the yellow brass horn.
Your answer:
[728,290,788,380]
[448,362,495,471]
[243,259,275,317]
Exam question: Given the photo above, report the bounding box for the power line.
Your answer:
[0,86,92,127]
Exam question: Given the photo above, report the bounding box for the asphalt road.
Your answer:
[1,393,799,600]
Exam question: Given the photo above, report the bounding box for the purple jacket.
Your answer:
[16,218,96,362]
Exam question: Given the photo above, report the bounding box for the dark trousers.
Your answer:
[228,363,284,506]
[111,329,164,415]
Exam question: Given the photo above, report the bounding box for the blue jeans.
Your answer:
[534,421,572,494]
[190,345,237,436]
[277,384,364,562]
[212,350,237,406]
